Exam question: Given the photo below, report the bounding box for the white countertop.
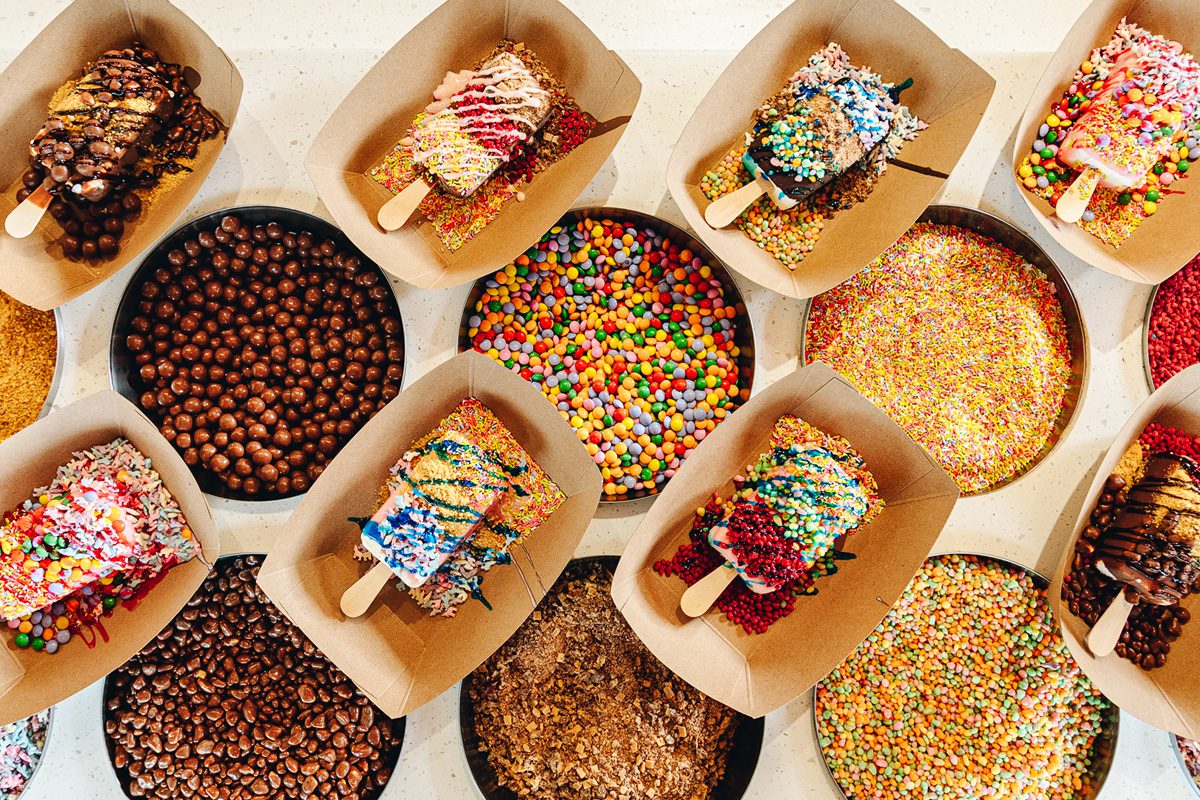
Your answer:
[0,0,1191,797]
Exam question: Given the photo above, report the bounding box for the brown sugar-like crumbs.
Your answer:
[0,293,56,441]
[468,560,739,800]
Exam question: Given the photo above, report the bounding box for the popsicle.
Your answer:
[1055,39,1200,224]
[340,429,509,617]
[704,70,913,228]
[378,50,551,231]
[1086,451,1200,656]
[680,440,880,617]
[7,45,175,239]
[0,477,141,621]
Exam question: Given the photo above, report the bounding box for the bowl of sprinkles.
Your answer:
[0,297,61,444]
[0,707,51,800]
[815,553,1118,800]
[1174,734,1200,797]
[1145,251,1200,391]
[803,204,1086,495]
[460,208,754,501]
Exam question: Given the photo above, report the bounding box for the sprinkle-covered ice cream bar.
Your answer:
[742,74,907,211]
[354,398,564,616]
[1018,20,1200,245]
[360,429,509,589]
[406,50,552,198]
[710,416,882,595]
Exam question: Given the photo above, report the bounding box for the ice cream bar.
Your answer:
[0,477,141,620]
[28,45,175,204]
[406,50,551,198]
[742,77,901,211]
[359,429,509,589]
[1093,451,1200,606]
[1055,38,1200,222]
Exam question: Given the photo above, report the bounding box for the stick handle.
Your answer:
[1054,165,1102,224]
[1085,589,1136,657]
[340,560,394,618]
[704,181,764,228]
[377,178,432,232]
[680,563,738,617]
[5,184,52,239]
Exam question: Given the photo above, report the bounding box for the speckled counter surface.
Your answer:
[0,0,1191,797]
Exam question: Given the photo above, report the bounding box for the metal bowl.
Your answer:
[800,204,1089,497]
[109,206,407,503]
[457,207,757,503]
[37,308,65,423]
[459,555,764,800]
[1145,283,1160,393]
[812,552,1119,800]
[1174,733,1200,798]
[4,705,54,800]
[100,553,406,800]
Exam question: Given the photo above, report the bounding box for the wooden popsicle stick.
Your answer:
[4,184,52,239]
[377,178,432,232]
[680,562,738,617]
[1054,165,1102,224]
[704,181,764,229]
[340,560,394,618]
[1085,589,1136,657]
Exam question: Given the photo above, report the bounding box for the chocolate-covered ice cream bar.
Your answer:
[1094,451,1200,605]
[29,45,175,204]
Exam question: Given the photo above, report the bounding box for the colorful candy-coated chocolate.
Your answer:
[467,215,746,498]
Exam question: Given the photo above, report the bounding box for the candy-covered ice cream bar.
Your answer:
[1053,34,1200,223]
[680,415,883,617]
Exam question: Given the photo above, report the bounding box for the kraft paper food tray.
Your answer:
[257,351,601,719]
[304,0,641,291]
[611,361,959,718]
[0,0,243,310]
[0,390,219,725]
[1013,0,1196,284]
[1049,363,1200,738]
[665,0,996,300]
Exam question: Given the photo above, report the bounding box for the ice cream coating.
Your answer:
[29,45,175,203]
[408,50,551,197]
[363,429,509,588]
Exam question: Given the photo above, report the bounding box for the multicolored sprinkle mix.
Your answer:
[817,554,1113,800]
[466,214,747,499]
[805,222,1072,493]
[0,709,49,799]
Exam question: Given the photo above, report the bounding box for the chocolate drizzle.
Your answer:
[1095,452,1200,604]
